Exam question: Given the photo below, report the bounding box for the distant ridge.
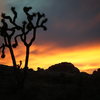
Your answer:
[47,62,80,73]
[0,64,13,71]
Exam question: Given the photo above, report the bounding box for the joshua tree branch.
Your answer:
[23,7,35,28]
[22,21,27,42]
[0,44,3,49]
[4,37,8,46]
[29,28,36,46]
[2,44,5,53]
[36,12,45,26]
[10,29,15,37]
[11,7,17,23]
[12,34,19,48]
[13,33,28,47]
[1,8,21,30]
[0,43,6,58]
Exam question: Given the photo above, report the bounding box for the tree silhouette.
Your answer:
[0,7,47,69]
[0,7,47,89]
[0,7,20,67]
[13,7,48,70]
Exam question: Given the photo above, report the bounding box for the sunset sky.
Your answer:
[0,0,100,73]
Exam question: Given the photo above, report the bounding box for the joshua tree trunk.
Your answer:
[24,46,30,78]
[8,38,17,67]
[20,46,30,89]
[25,46,30,68]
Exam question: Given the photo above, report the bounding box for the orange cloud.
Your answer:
[0,41,100,74]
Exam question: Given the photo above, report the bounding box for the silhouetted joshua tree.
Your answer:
[0,7,20,67]
[13,7,47,70]
[0,7,47,69]
[0,7,47,88]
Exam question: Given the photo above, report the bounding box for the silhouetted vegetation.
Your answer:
[0,7,19,67]
[0,7,48,89]
[13,7,48,69]
[0,62,100,100]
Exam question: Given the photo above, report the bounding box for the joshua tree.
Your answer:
[0,7,47,69]
[0,7,20,67]
[13,7,48,70]
[0,7,47,88]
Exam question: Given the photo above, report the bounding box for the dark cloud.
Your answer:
[1,0,100,48]
[35,0,100,47]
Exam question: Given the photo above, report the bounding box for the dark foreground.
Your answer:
[0,63,100,100]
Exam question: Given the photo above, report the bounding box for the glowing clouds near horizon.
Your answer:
[0,42,100,74]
